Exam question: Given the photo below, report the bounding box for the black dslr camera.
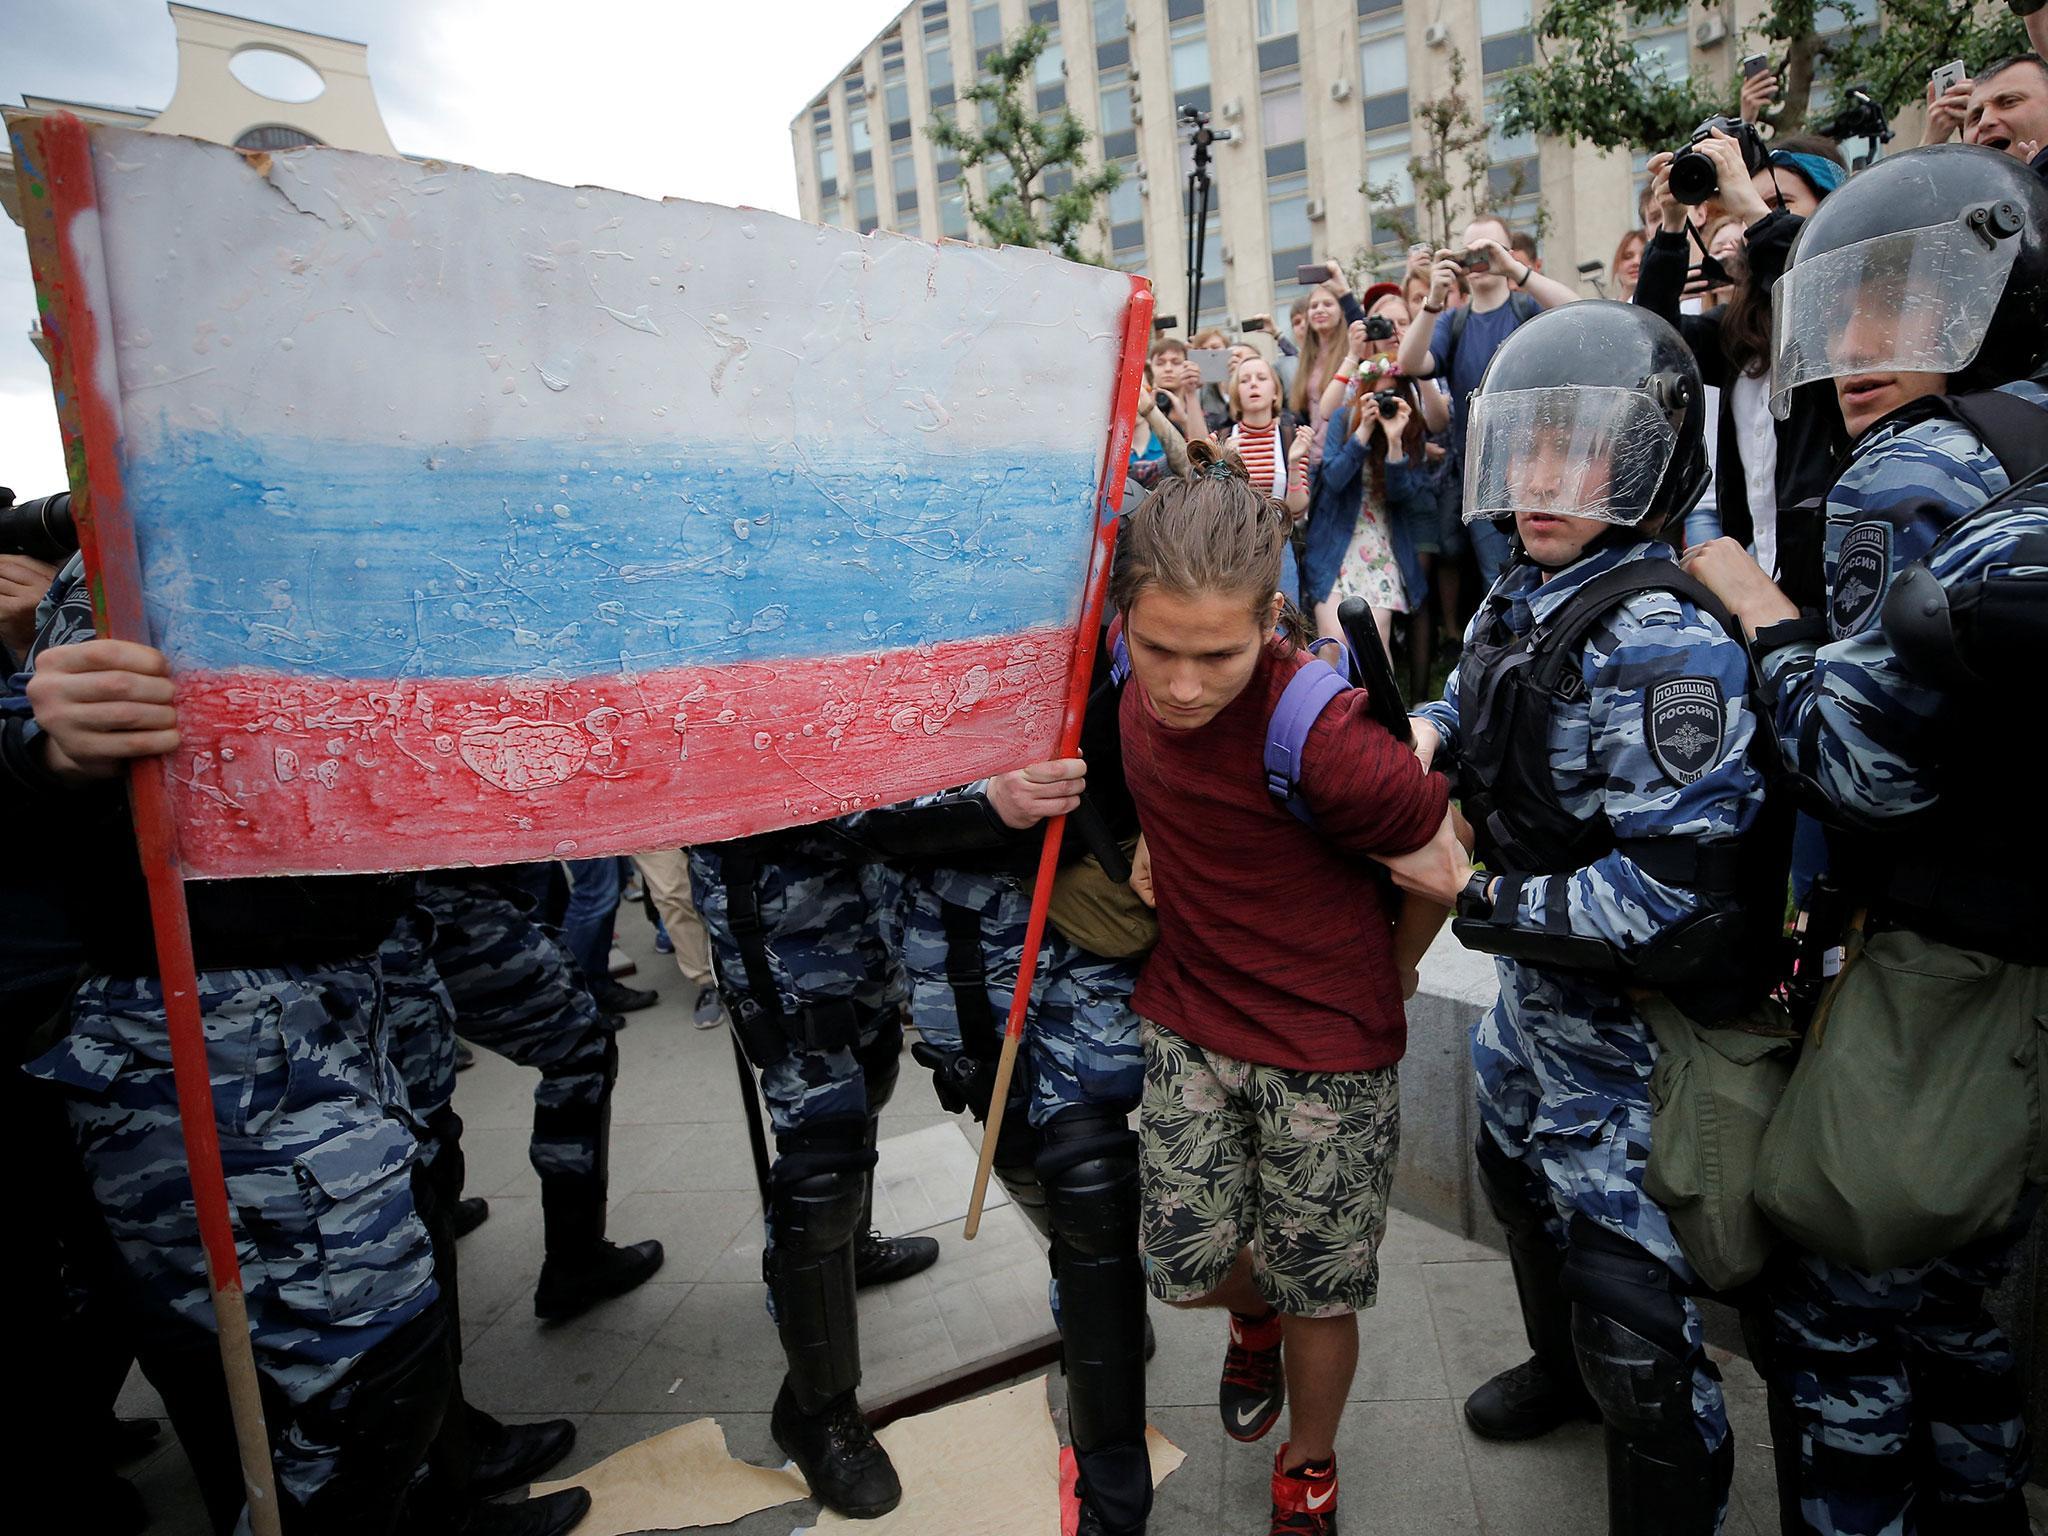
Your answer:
[1373,389,1402,419]
[1362,313,1395,343]
[1669,115,1768,205]
[0,487,77,564]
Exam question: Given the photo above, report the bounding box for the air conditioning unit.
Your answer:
[1222,97,1244,119]
[1306,197,1327,220]
[1222,241,1236,264]
[1134,160,1147,180]
[1330,78,1352,101]
[1423,22,1450,47]
[865,82,880,98]
[1131,99,1144,122]
[1695,16,1727,46]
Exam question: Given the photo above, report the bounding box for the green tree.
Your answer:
[1359,48,1545,277]
[1497,0,2025,149]
[926,23,1122,261]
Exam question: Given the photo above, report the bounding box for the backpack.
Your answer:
[1106,616,1350,828]
[1443,291,1541,365]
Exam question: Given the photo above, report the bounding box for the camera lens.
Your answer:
[1668,148,1718,206]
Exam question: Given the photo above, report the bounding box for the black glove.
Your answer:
[909,1040,998,1120]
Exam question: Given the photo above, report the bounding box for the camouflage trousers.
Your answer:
[1475,966,1730,1466]
[419,873,616,1182]
[898,867,1144,1127]
[22,959,440,1414]
[689,841,906,1136]
[379,909,459,1139]
[1764,1223,2034,1535]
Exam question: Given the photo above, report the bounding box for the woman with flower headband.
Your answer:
[1311,345,1427,654]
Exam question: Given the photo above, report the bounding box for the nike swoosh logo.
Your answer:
[1233,1402,1269,1428]
[1305,1484,1336,1511]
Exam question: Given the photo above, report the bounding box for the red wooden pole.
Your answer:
[963,275,1153,1239]
[22,113,284,1534]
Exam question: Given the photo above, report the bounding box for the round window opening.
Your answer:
[229,47,326,104]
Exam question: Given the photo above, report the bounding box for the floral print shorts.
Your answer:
[1137,1018,1400,1318]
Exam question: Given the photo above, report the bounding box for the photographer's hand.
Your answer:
[1645,152,1688,234]
[1428,251,1461,308]
[0,553,58,658]
[1702,130,1771,227]
[1349,318,1372,363]
[1321,258,1351,296]
[1739,68,1780,125]
[1382,398,1413,461]
[1924,78,1972,145]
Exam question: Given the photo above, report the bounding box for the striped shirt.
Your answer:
[1232,419,1287,499]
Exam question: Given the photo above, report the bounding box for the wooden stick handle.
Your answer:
[962,1028,1027,1241]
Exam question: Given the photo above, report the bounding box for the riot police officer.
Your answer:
[689,830,938,1519]
[842,747,1151,1536]
[1685,144,2048,1535]
[1409,302,1774,1534]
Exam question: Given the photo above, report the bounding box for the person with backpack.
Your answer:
[1114,442,1463,1536]
[1396,216,1582,594]
[1407,302,1773,1535]
[1682,143,2048,1535]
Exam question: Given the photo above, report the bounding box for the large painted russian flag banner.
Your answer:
[20,120,1148,879]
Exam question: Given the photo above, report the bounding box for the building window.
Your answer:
[1482,74,1539,228]
[1479,0,1534,76]
[1260,64,1304,146]
[1093,0,1127,40]
[1267,172,1312,281]
[1256,0,1297,37]
[855,174,879,233]
[848,102,871,157]
[1631,3,1690,87]
[1196,224,1225,322]
[1358,7,1409,131]
[891,147,918,219]
[972,0,1002,61]
[820,195,842,226]
[1363,125,1415,252]
[941,186,970,238]
[1170,17,1210,113]
[235,125,322,151]
[1036,23,1066,111]
[1100,66,1134,135]
[816,142,838,193]
[885,68,910,126]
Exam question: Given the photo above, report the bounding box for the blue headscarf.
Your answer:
[1768,150,1847,199]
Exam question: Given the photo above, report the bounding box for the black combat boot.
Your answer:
[469,1409,578,1498]
[772,1380,903,1519]
[852,1229,939,1288]
[534,1175,664,1322]
[465,1487,593,1535]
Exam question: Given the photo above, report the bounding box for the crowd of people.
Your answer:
[3,27,2048,1536]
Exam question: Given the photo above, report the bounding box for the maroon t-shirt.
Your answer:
[1120,641,1449,1072]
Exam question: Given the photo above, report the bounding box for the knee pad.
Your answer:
[1561,1222,1696,1442]
[1473,1132,1554,1249]
[991,1111,1049,1239]
[1038,1105,1140,1259]
[770,1116,874,1256]
[853,1021,903,1114]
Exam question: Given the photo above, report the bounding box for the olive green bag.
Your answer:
[1045,840,1159,960]
[1639,994,1800,1291]
[1753,928,2048,1273]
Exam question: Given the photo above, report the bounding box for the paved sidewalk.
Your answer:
[111,913,2033,1534]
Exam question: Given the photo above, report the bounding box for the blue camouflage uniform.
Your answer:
[21,556,446,1527]
[417,870,618,1186]
[896,857,1144,1136]
[1752,379,2048,1534]
[1415,538,1765,1524]
[689,833,906,1137]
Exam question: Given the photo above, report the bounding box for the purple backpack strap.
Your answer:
[1264,659,1351,827]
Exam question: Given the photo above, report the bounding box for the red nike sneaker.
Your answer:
[1220,1306,1286,1442]
[1270,1445,1338,1535]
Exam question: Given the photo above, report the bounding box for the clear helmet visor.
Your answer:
[1769,218,2019,418]
[1462,386,1678,527]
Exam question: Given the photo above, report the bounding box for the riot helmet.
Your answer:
[1462,300,1708,535]
[1771,145,2048,418]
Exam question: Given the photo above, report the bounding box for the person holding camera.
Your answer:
[1396,218,1580,594]
[1635,129,1849,604]
[1311,371,1423,655]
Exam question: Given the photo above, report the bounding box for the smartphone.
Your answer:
[1296,262,1329,286]
[1931,59,1967,96]
[1239,316,1270,333]
[1741,53,1770,78]
[1194,348,1234,386]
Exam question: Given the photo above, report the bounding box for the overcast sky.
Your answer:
[1,0,907,500]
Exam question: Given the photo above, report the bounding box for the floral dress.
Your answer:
[1332,487,1407,614]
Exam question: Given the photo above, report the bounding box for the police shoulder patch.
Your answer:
[1646,676,1724,788]
[1831,520,1892,638]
